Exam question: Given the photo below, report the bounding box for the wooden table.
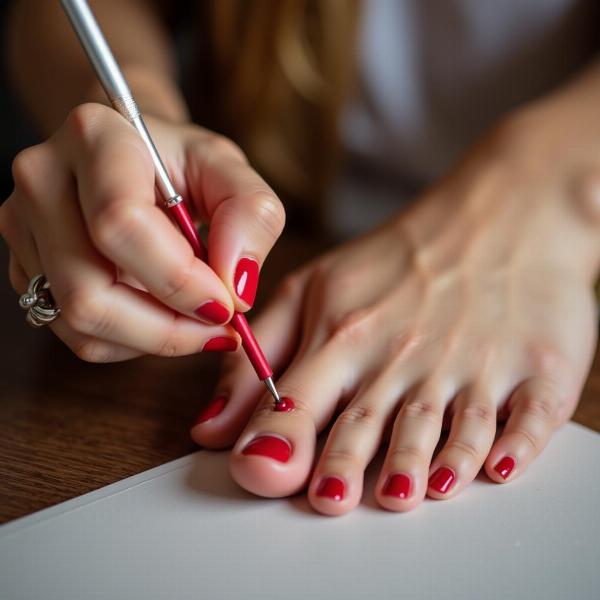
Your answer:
[1,231,599,524]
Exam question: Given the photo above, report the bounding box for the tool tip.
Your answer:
[264,376,281,403]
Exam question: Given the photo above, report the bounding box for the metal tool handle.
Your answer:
[60,0,181,205]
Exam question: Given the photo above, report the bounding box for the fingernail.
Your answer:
[429,466,455,494]
[193,395,227,425]
[493,456,515,480]
[194,300,230,325]
[234,257,259,307]
[382,473,411,499]
[317,476,345,501]
[274,397,295,412]
[241,435,291,462]
[202,337,238,352]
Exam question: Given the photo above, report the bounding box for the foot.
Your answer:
[191,122,600,515]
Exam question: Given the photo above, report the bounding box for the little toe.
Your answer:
[485,376,564,484]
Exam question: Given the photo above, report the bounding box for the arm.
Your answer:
[6,0,188,132]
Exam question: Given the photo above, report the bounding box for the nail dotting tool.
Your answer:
[60,0,282,405]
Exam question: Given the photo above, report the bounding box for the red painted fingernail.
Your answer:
[234,257,259,307]
[241,435,291,462]
[274,397,295,412]
[493,456,515,479]
[429,466,455,494]
[317,477,345,501]
[193,395,227,425]
[194,301,230,325]
[382,473,411,499]
[202,337,238,352]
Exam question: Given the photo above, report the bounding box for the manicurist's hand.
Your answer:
[192,109,600,515]
[0,103,285,361]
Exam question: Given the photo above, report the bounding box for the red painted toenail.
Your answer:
[493,456,515,479]
[382,473,411,499]
[317,477,345,501]
[274,397,295,412]
[429,467,455,494]
[193,395,227,425]
[241,435,291,462]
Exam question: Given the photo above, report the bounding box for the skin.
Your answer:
[3,0,600,515]
[193,83,600,515]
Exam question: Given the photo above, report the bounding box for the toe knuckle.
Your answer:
[446,438,482,461]
[61,287,108,336]
[388,445,428,463]
[401,397,442,423]
[512,427,539,452]
[324,447,361,466]
[462,402,496,425]
[336,404,380,428]
[248,192,286,240]
[520,395,557,424]
[327,306,377,348]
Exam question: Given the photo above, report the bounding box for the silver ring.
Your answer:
[19,274,61,328]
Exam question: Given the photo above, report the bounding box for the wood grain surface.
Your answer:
[0,231,598,524]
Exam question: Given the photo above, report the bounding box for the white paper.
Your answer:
[1,421,599,600]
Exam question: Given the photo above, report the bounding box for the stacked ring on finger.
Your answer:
[19,274,61,328]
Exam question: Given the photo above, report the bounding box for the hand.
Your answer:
[0,103,285,361]
[191,117,600,515]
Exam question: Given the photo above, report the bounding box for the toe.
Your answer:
[376,382,447,512]
[485,376,565,483]
[308,401,387,516]
[427,384,496,500]
[229,346,354,498]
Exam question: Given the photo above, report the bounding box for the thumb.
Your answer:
[185,134,285,311]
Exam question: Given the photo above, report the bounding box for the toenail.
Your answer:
[382,473,411,499]
[493,456,516,479]
[241,435,292,462]
[274,396,295,412]
[193,395,228,425]
[429,467,456,494]
[317,477,345,501]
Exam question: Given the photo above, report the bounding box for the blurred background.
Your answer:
[0,2,37,202]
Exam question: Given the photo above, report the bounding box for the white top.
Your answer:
[327,0,600,237]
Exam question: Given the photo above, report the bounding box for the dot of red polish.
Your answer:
[274,397,295,412]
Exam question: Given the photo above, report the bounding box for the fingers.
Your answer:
[426,385,496,500]
[185,136,285,311]
[485,376,564,483]
[191,270,309,448]
[375,382,447,512]
[229,344,354,499]
[58,104,234,325]
[2,202,143,362]
[7,141,239,359]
